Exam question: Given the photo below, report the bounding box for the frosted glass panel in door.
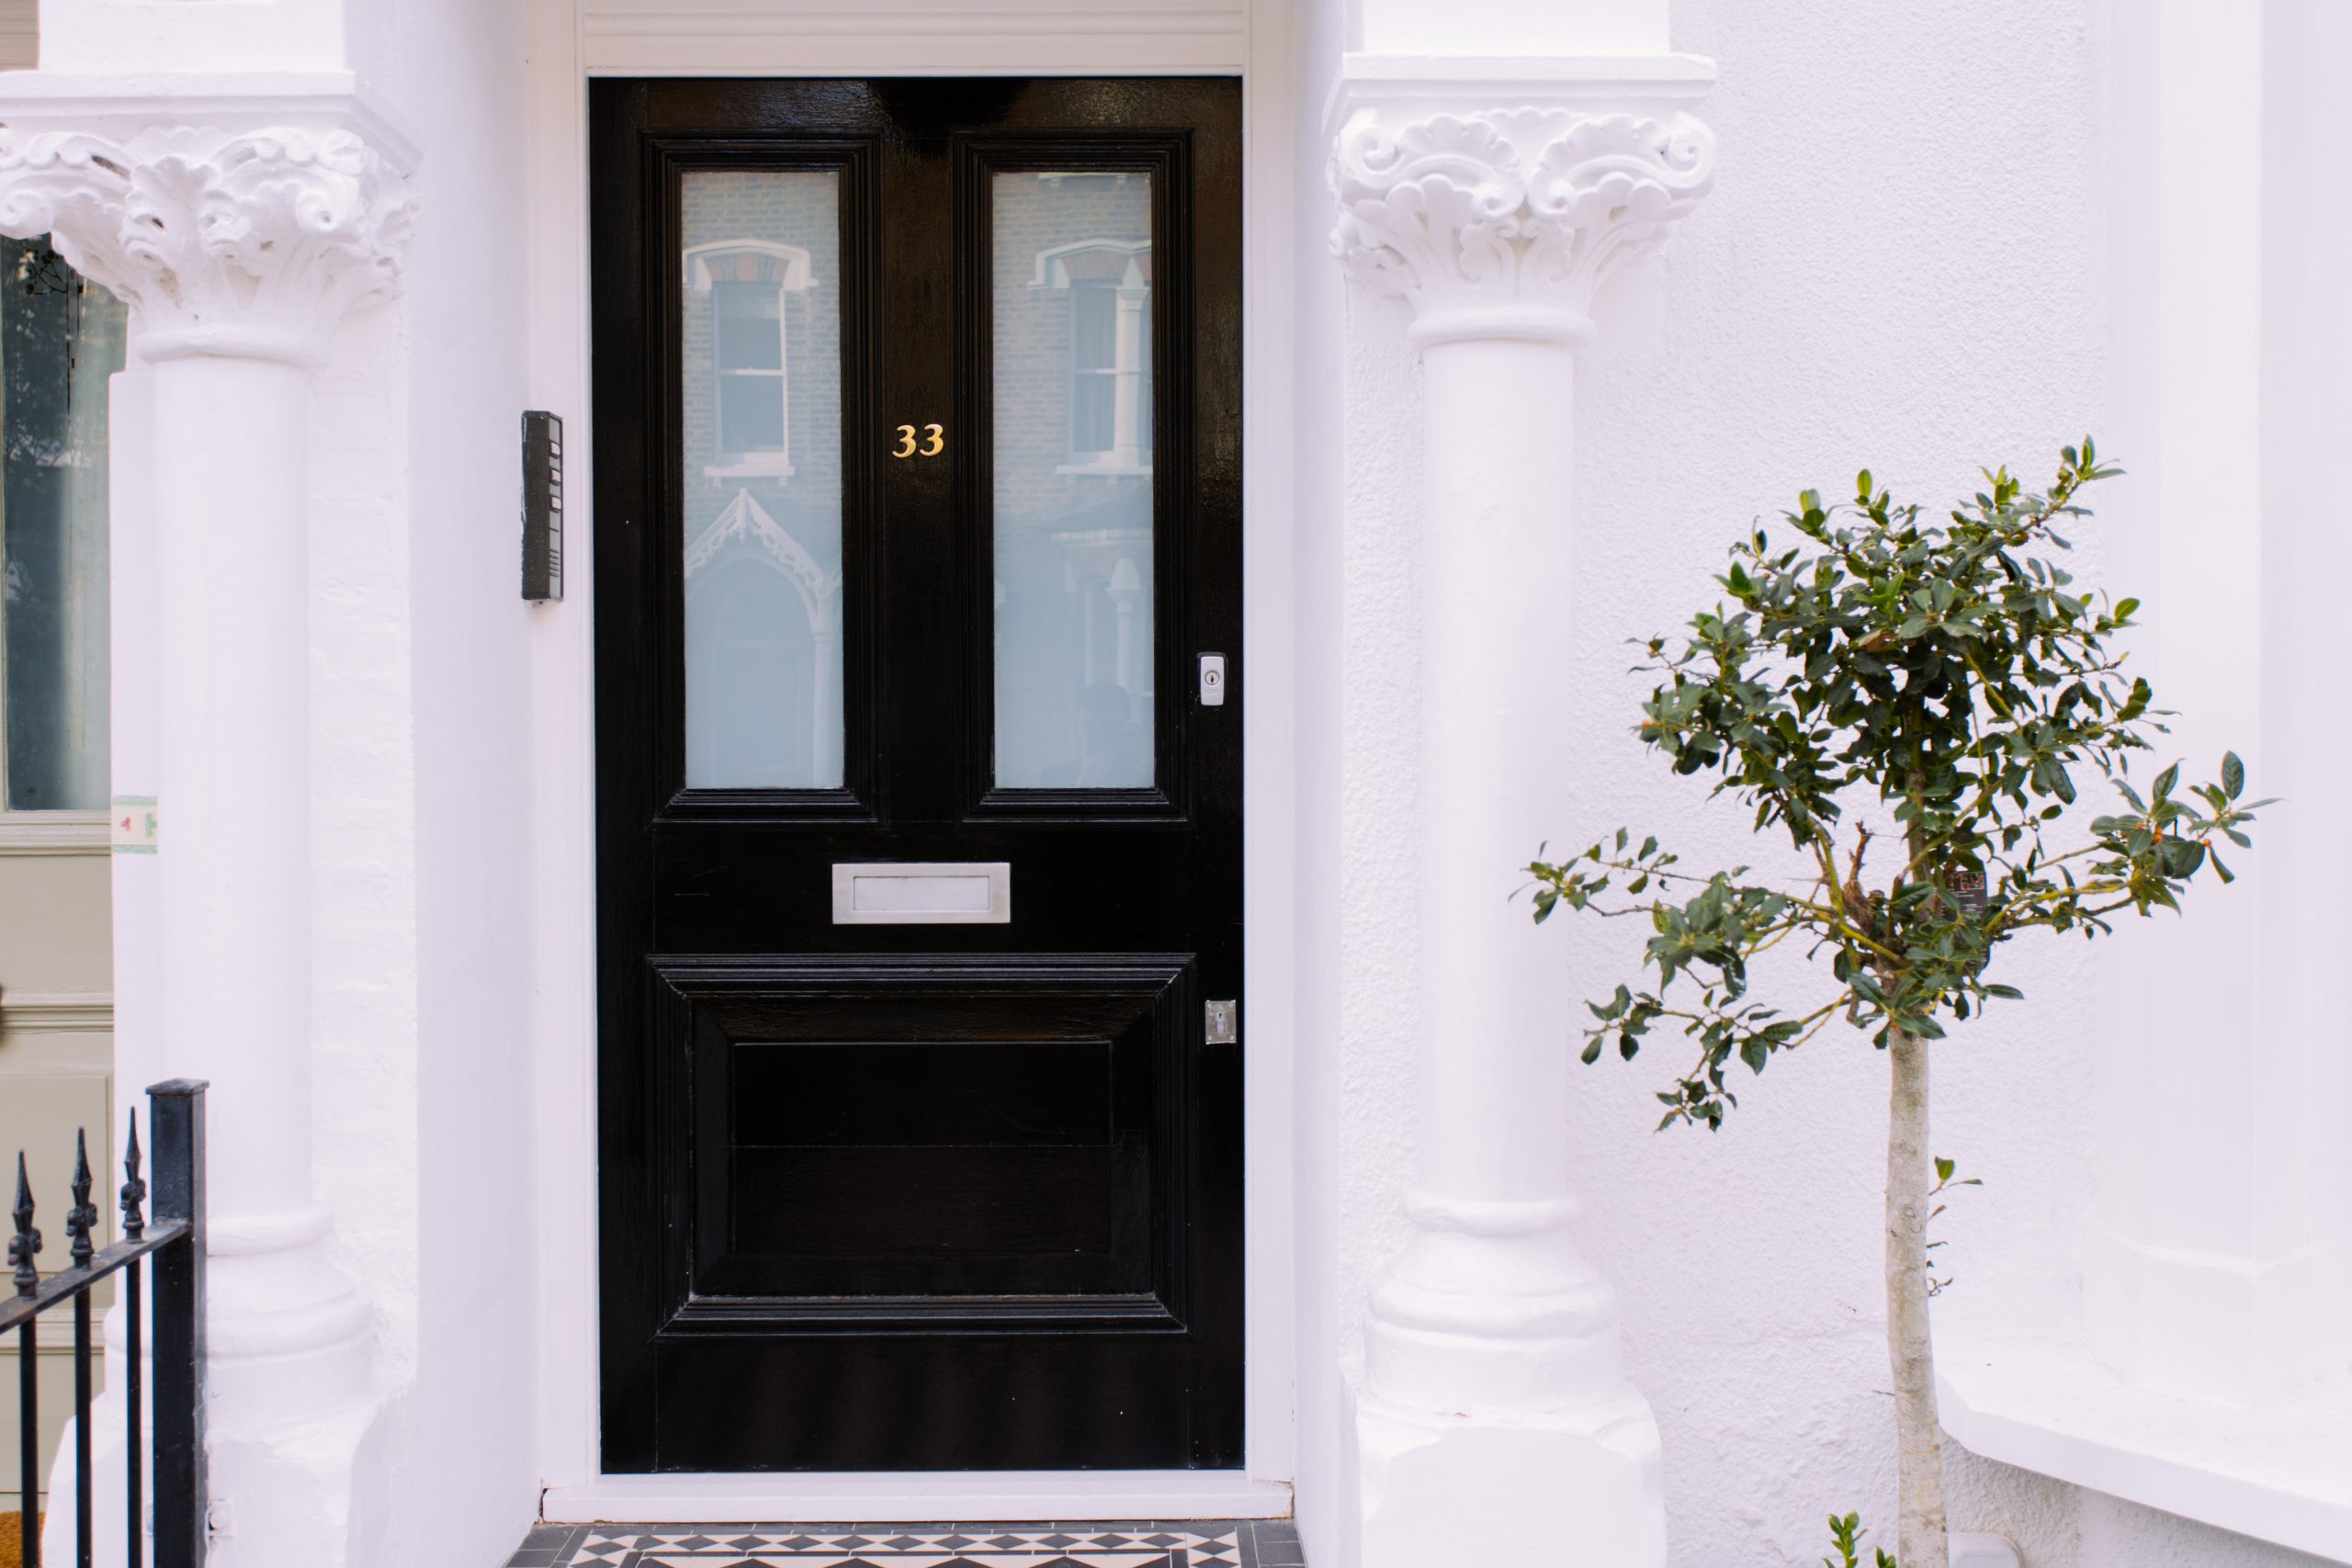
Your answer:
[680,170,844,789]
[992,172,1154,790]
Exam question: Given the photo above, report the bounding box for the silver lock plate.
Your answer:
[1205,999,1238,1044]
[1199,653,1227,706]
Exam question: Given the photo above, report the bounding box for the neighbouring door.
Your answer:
[592,78,1244,1472]
[0,232,124,1522]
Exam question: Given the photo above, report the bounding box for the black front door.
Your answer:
[592,78,1244,1473]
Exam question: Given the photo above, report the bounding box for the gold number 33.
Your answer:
[892,423,945,458]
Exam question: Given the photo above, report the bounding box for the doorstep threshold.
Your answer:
[541,1472,1295,1524]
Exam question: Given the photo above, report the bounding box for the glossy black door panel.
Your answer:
[661,955,1193,1314]
[593,78,1242,1473]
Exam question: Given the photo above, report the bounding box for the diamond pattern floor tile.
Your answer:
[508,1520,1295,1568]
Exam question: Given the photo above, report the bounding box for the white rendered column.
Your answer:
[0,122,414,1568]
[1330,73,1713,1568]
[2082,0,2352,1409]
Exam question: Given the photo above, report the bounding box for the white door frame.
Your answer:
[520,0,1302,1521]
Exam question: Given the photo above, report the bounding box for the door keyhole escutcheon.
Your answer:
[892,423,946,458]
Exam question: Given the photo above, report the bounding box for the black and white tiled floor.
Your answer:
[505,1520,1304,1568]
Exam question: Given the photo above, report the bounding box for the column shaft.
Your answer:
[1364,337,1625,1421]
[1416,338,1577,1204]
[153,355,316,1225]
[151,352,371,1421]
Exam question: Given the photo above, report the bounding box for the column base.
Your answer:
[200,1230,386,1568]
[48,1379,394,1568]
[1349,1379,1666,1568]
[1363,1193,1633,1413]
[43,1232,385,1568]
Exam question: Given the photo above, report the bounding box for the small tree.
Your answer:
[1528,444,2267,1568]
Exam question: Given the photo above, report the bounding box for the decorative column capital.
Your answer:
[0,124,417,366]
[1331,78,1715,348]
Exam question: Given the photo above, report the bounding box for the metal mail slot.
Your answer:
[831,862,1012,925]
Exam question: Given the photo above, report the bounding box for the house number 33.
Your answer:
[892,423,945,458]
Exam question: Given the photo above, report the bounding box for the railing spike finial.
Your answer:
[68,1127,97,1269]
[122,1108,147,1241]
[8,1151,39,1296]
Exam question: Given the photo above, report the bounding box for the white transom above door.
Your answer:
[581,0,1249,75]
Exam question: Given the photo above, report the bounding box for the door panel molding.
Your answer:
[645,952,1199,1334]
[0,810,109,854]
[955,135,1214,825]
[0,990,113,1032]
[637,132,884,825]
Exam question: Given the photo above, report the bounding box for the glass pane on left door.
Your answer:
[680,169,844,789]
[1,236,126,811]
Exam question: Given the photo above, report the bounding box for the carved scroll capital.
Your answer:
[0,124,417,366]
[1331,102,1715,347]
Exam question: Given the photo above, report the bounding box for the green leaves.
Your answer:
[1528,442,2263,1133]
[2087,750,2270,908]
[1824,1513,1894,1568]
[1525,833,1682,925]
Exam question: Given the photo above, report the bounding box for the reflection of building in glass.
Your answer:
[993,173,1156,790]
[684,239,816,478]
[684,490,842,788]
[1031,237,1154,470]
[675,168,1156,794]
[678,172,844,789]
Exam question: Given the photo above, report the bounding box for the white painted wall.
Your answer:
[1282,0,1359,1553]
[35,0,347,74]
[334,0,540,1562]
[1289,0,2351,1564]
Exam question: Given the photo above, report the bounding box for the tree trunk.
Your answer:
[1886,1024,1949,1568]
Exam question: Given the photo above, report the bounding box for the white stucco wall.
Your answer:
[302,0,539,1561]
[1291,1,2346,1565]
[1283,0,1362,1544]
[1569,0,2110,1559]
[368,0,542,1561]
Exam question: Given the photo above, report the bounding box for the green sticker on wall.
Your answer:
[110,794,156,854]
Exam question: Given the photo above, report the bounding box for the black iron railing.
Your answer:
[4,1081,207,1568]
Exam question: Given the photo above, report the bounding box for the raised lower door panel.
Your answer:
[659,955,1194,1318]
